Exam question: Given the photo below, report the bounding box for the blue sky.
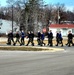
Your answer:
[44,0,74,10]
[0,0,7,6]
[44,0,74,6]
[0,0,74,6]
[0,0,74,10]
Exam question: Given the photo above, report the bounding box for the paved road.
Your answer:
[0,47,74,75]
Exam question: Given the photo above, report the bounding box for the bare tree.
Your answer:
[6,0,74,33]
[49,3,66,24]
[19,0,45,32]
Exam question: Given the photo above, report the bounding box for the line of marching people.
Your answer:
[37,30,63,47]
[6,30,74,47]
[7,30,25,46]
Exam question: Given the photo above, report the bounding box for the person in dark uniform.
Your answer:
[47,31,50,46]
[10,30,15,45]
[7,30,15,45]
[20,30,25,45]
[37,31,41,45]
[6,31,11,45]
[47,30,53,46]
[14,31,21,46]
[40,32,45,46]
[67,31,74,47]
[31,31,34,46]
[26,31,34,46]
[58,31,63,47]
[55,31,59,46]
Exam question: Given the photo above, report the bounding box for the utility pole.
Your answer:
[12,5,13,33]
[58,8,60,24]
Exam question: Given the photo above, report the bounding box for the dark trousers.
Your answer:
[68,39,73,46]
[7,37,11,45]
[40,39,45,46]
[56,38,59,46]
[21,38,25,45]
[37,38,41,45]
[59,38,63,46]
[15,38,20,44]
[26,38,34,46]
[48,38,53,46]
[7,37,14,45]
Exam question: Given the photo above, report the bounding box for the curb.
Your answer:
[31,46,64,52]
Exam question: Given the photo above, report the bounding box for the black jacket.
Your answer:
[68,33,73,39]
[15,33,20,38]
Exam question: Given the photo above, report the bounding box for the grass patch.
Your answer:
[0,46,49,51]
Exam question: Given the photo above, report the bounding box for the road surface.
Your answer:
[0,47,74,75]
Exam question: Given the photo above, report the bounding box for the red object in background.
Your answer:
[42,28,46,33]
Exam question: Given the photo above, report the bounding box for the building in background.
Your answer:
[49,24,74,36]
[0,19,19,34]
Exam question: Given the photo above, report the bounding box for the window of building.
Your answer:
[72,29,74,33]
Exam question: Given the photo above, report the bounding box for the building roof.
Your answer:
[49,24,74,28]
